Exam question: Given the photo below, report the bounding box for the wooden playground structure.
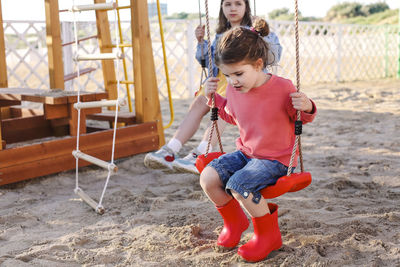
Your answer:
[0,0,165,187]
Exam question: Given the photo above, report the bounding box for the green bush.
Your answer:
[361,3,389,16]
[325,2,364,21]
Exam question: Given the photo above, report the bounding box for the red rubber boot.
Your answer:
[237,203,282,262]
[216,198,249,248]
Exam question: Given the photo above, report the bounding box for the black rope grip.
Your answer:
[295,120,302,135]
[211,107,219,121]
[201,59,206,68]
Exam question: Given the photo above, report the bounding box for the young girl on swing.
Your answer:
[144,0,282,174]
[200,18,317,262]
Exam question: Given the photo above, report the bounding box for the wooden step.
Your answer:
[70,3,117,12]
[72,150,118,172]
[75,52,123,61]
[74,98,126,109]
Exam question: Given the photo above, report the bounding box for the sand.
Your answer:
[0,78,399,266]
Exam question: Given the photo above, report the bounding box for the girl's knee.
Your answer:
[200,166,220,191]
[190,96,208,112]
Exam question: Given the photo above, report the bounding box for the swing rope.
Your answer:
[204,0,224,157]
[286,0,304,175]
[198,0,208,90]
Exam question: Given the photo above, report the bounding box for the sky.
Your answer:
[1,0,399,21]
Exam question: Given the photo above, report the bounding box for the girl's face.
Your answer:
[220,59,267,93]
[222,0,247,26]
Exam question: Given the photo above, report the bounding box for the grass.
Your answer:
[344,9,399,25]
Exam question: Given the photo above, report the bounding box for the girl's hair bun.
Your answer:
[252,16,270,37]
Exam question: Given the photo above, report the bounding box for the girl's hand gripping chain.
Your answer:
[290,92,313,113]
[204,77,220,100]
[195,25,206,43]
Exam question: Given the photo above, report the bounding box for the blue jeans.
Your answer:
[208,150,289,204]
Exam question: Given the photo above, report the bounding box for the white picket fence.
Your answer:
[2,19,399,101]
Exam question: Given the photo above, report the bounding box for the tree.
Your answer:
[268,8,304,21]
[268,8,290,20]
[361,3,389,16]
[325,2,363,21]
[325,2,390,22]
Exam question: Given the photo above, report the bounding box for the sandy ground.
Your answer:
[0,78,400,266]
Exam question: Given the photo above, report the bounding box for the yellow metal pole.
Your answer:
[116,0,133,112]
[156,0,174,129]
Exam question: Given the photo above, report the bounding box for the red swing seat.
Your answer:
[195,152,225,173]
[260,172,311,199]
[195,154,312,199]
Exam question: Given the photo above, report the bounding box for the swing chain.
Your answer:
[203,0,224,156]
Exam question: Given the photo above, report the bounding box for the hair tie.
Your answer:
[250,27,261,36]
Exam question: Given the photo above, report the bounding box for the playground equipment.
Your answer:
[0,0,165,208]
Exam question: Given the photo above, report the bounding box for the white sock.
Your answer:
[167,138,182,154]
[196,141,209,154]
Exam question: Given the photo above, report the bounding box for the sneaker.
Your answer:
[144,145,176,170]
[172,149,200,174]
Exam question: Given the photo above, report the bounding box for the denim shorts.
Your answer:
[208,150,289,204]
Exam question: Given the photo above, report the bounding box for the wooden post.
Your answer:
[94,0,118,106]
[131,0,165,146]
[68,103,87,136]
[44,0,65,90]
[0,0,7,149]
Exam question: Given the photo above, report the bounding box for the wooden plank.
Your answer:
[94,92,108,101]
[23,94,67,105]
[1,115,53,143]
[68,103,86,136]
[66,92,108,103]
[86,111,136,124]
[44,0,64,90]
[0,136,158,186]
[0,107,10,119]
[0,122,157,167]
[0,122,159,186]
[9,107,43,118]
[2,115,47,131]
[0,88,107,105]
[44,103,101,120]
[0,100,21,107]
[44,104,68,119]
[49,118,69,137]
[131,0,165,147]
[94,0,118,106]
[0,88,68,104]
[50,117,69,127]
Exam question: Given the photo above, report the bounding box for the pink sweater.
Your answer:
[209,74,317,167]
